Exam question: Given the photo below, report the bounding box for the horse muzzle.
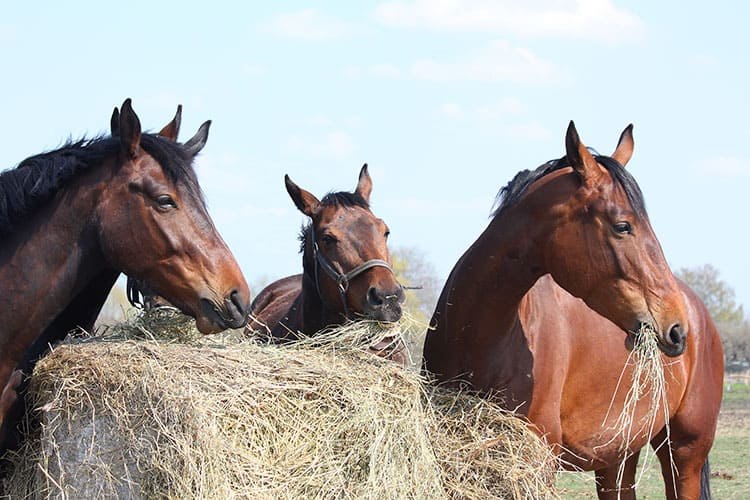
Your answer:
[197,289,251,333]
[629,320,687,357]
[363,286,405,323]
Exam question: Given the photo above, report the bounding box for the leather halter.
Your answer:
[309,224,397,319]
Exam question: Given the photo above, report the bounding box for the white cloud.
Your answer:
[264,9,355,40]
[501,121,552,141]
[439,103,465,118]
[411,40,563,84]
[438,98,524,120]
[374,0,644,43]
[697,156,750,178]
[286,131,357,159]
[477,97,525,118]
[343,64,402,80]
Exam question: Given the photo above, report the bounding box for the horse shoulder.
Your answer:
[518,276,577,441]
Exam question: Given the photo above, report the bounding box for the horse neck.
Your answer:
[425,207,547,382]
[299,251,345,335]
[0,162,113,375]
[469,208,547,320]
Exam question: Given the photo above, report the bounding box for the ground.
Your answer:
[557,376,750,499]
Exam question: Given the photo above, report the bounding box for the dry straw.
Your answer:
[3,309,557,499]
[599,323,675,497]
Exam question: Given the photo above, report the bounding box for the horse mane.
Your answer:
[491,152,647,219]
[0,134,204,237]
[298,190,370,253]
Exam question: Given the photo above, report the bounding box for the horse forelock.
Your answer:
[491,153,646,219]
[0,133,204,237]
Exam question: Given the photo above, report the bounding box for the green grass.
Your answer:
[557,381,750,498]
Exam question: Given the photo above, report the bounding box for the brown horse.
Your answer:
[0,99,251,448]
[422,122,723,499]
[247,165,407,364]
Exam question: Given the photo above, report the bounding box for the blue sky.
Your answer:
[2,1,748,312]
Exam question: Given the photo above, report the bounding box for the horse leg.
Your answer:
[594,451,640,500]
[651,427,711,500]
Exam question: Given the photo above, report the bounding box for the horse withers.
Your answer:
[247,165,407,365]
[0,99,251,447]
[422,122,723,499]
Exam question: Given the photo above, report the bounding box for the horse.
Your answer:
[246,165,407,364]
[422,122,723,500]
[0,99,252,450]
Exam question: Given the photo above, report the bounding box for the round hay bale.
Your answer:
[3,311,557,499]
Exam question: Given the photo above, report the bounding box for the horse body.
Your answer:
[423,122,722,499]
[0,100,251,442]
[248,165,407,364]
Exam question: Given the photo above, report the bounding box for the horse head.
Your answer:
[98,99,250,333]
[498,122,688,356]
[286,164,404,322]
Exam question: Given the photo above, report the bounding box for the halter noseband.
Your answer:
[310,224,397,319]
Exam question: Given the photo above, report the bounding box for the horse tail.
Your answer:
[700,458,712,500]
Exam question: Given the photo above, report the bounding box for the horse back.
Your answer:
[247,275,302,337]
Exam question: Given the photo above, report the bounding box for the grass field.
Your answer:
[556,379,750,498]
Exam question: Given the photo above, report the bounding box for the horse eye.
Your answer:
[613,221,632,234]
[157,195,177,210]
[384,230,391,238]
[321,234,337,245]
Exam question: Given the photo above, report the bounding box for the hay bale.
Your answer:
[3,312,557,499]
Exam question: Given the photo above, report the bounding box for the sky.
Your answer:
[1,1,748,313]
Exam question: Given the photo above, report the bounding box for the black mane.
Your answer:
[0,134,203,237]
[298,190,370,254]
[491,153,647,218]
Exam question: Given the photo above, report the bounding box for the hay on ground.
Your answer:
[3,310,557,499]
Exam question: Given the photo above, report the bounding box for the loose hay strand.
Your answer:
[4,310,558,499]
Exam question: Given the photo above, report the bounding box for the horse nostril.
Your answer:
[225,289,249,326]
[367,287,384,307]
[668,324,685,345]
[229,290,242,311]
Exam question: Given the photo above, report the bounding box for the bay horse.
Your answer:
[0,99,251,450]
[247,165,407,364]
[422,122,723,499]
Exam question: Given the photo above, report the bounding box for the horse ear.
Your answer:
[285,175,320,217]
[119,99,141,159]
[611,124,634,167]
[184,120,211,157]
[565,120,601,186]
[158,104,182,141]
[110,107,120,136]
[354,163,372,202]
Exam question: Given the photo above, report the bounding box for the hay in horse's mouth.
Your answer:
[601,322,675,495]
[4,309,558,499]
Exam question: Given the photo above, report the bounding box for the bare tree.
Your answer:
[676,264,749,367]
[391,246,441,323]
